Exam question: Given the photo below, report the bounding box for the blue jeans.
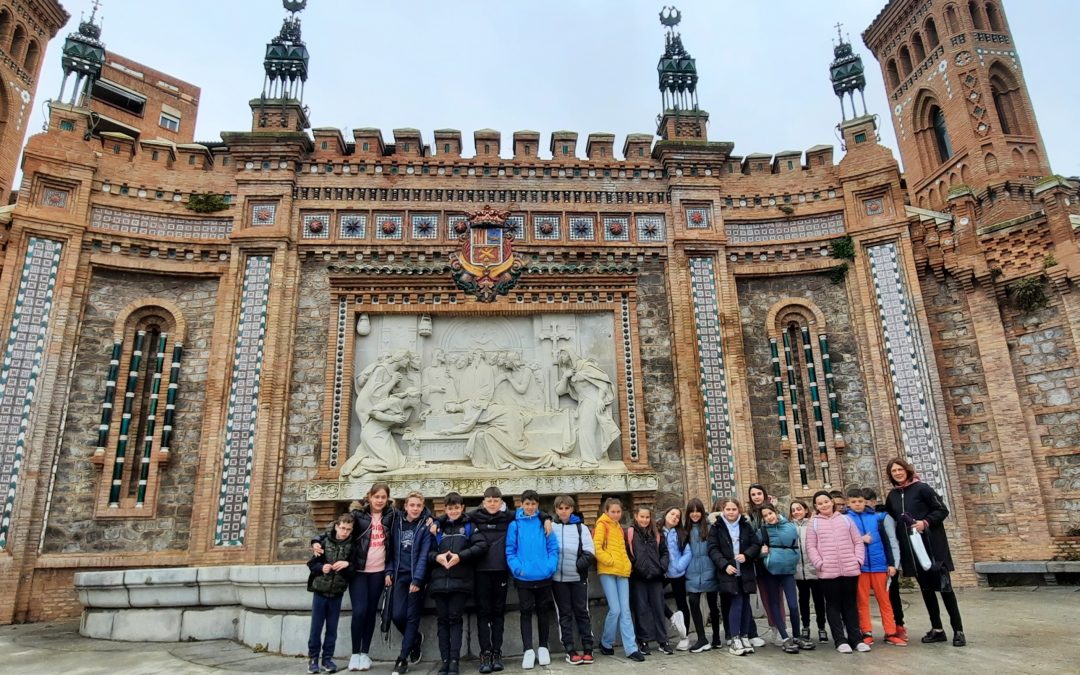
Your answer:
[391,573,425,660]
[761,573,800,639]
[727,590,756,638]
[309,593,344,659]
[599,574,637,656]
[349,571,385,655]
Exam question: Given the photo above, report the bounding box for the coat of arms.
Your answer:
[450,205,525,302]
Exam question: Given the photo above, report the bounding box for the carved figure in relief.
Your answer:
[340,388,422,474]
[420,349,457,419]
[437,399,562,470]
[354,351,409,423]
[454,349,497,402]
[556,349,620,467]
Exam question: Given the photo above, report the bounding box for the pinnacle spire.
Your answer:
[657,6,698,113]
[829,22,868,121]
[261,0,310,101]
[58,0,105,106]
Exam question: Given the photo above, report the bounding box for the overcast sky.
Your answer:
[25,0,1080,176]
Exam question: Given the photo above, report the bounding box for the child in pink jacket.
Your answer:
[805,490,865,654]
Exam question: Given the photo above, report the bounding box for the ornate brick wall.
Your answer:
[44,270,218,553]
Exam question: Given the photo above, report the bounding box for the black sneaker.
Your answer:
[599,645,615,656]
[711,635,724,649]
[818,629,829,643]
[800,627,810,641]
[628,652,646,662]
[492,651,504,672]
[922,629,947,644]
[437,660,450,675]
[391,657,409,675]
[321,657,338,674]
[953,631,966,647]
[657,643,674,655]
[478,651,493,674]
[637,642,651,656]
[688,639,711,653]
[448,659,460,675]
[410,632,424,664]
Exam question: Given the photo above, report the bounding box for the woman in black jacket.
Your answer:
[884,458,965,647]
[708,497,760,656]
[627,505,671,654]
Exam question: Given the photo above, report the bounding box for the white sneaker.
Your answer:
[748,637,765,648]
[537,647,550,666]
[358,653,372,671]
[670,611,687,640]
[522,649,536,670]
[728,637,746,656]
[856,642,871,652]
[742,636,755,654]
[837,643,853,654]
[773,632,786,647]
[348,654,362,671]
[676,638,690,651]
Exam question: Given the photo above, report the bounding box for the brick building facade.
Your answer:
[1,0,1078,624]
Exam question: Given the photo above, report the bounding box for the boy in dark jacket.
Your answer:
[429,492,488,675]
[390,491,433,675]
[506,490,560,669]
[307,513,357,674]
[626,505,671,655]
[470,486,512,673]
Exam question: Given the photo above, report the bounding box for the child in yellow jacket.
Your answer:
[593,498,644,661]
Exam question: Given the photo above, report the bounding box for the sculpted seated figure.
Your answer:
[436,399,564,471]
[339,388,421,475]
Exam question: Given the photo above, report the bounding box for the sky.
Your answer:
[24,0,1080,177]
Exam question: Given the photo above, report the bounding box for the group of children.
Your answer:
[304,480,929,674]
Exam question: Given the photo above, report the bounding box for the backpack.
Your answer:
[575,522,596,574]
[624,525,660,561]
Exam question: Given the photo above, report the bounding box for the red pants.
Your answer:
[857,572,896,636]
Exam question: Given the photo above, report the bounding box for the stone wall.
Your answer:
[1001,291,1080,548]
[736,272,875,500]
[44,270,219,554]
[636,260,684,507]
[276,261,329,561]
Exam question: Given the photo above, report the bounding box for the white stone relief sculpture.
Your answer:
[342,313,622,477]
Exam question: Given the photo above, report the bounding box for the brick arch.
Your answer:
[0,9,11,45]
[22,38,38,73]
[985,2,1005,31]
[10,23,25,62]
[913,89,954,170]
[988,60,1029,136]
[113,298,188,344]
[984,152,998,174]
[924,17,940,47]
[766,299,828,334]
[943,4,961,34]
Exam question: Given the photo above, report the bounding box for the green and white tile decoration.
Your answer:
[868,242,948,496]
[782,330,810,489]
[620,295,639,461]
[135,333,169,507]
[215,255,272,547]
[0,237,63,550]
[801,327,832,488]
[329,297,347,468]
[109,330,146,507]
[689,257,736,498]
[94,341,123,456]
[159,343,183,454]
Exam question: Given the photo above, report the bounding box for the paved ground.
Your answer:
[2,587,1078,674]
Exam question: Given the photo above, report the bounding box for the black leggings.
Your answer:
[663,577,690,621]
[796,579,826,630]
[889,573,904,627]
[917,570,963,632]
[821,576,860,648]
[687,591,720,641]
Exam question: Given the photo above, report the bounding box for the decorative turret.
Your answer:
[58,0,105,106]
[253,0,310,131]
[655,6,708,142]
[830,23,868,121]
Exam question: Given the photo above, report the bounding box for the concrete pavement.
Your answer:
[2,587,1077,674]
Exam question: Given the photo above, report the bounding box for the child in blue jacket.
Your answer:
[662,506,692,650]
[758,504,814,653]
[389,491,433,675]
[506,490,559,670]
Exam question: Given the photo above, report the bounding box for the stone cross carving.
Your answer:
[539,322,573,409]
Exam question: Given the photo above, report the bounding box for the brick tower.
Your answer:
[0,0,68,203]
[863,0,1051,217]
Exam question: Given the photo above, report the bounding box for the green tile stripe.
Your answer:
[819,334,842,432]
[135,332,168,506]
[782,330,810,488]
[801,326,832,488]
[214,255,272,547]
[109,330,145,506]
[94,341,123,454]
[160,344,183,453]
[328,297,346,468]
[769,338,788,440]
[0,237,63,550]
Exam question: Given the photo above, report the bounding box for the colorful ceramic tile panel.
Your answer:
[636,214,666,242]
[569,216,595,241]
[42,188,68,209]
[329,297,347,469]
[0,238,63,550]
[375,214,403,240]
[620,295,639,461]
[92,206,234,239]
[867,242,949,497]
[686,207,712,230]
[603,216,630,242]
[506,215,525,241]
[339,213,367,239]
[447,215,468,240]
[214,255,272,547]
[250,203,277,227]
[688,256,737,498]
[302,214,330,238]
[724,212,845,244]
[533,214,560,240]
[410,214,439,239]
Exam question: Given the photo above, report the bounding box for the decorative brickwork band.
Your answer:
[819,334,842,432]
[135,333,168,507]
[801,326,832,488]
[688,257,736,498]
[109,330,146,507]
[0,237,63,550]
[215,255,272,547]
[782,330,810,489]
[160,344,183,455]
[94,341,123,456]
[328,297,347,469]
[769,338,788,440]
[867,242,949,496]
